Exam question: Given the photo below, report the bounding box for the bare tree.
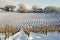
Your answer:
[4,5,16,12]
[44,6,59,13]
[32,5,40,11]
[18,4,27,13]
[9,5,16,11]
[4,5,10,11]
[0,7,4,10]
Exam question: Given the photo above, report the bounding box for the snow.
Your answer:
[12,28,28,40]
[0,12,60,28]
[0,30,60,40]
[0,34,5,40]
[0,28,28,40]
[28,32,60,40]
[0,12,60,40]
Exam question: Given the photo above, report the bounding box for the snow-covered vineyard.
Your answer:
[0,12,60,28]
[0,12,60,40]
[0,29,60,40]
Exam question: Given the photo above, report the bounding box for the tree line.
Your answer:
[0,4,60,13]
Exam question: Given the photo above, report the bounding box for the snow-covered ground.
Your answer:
[0,32,60,40]
[0,12,60,40]
[29,32,60,40]
[0,34,5,40]
[0,12,60,28]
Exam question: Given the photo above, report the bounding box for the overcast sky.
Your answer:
[0,0,60,9]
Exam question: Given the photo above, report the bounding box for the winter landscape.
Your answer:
[0,12,60,40]
[0,0,60,40]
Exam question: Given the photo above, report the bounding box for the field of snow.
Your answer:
[29,32,60,40]
[0,12,60,40]
[0,12,60,28]
[0,32,60,40]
